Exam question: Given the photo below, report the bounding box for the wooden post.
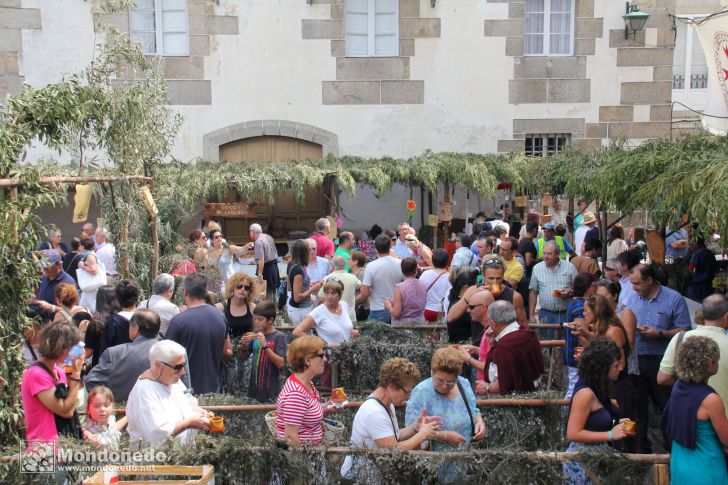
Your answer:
[599,205,608,264]
[119,180,133,277]
[651,463,670,485]
[443,180,451,240]
[150,213,159,280]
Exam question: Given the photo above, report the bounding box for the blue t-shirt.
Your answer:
[166,304,228,395]
[627,285,690,356]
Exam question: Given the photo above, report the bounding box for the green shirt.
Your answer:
[334,246,351,272]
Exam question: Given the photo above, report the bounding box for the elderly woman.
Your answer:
[275,336,331,445]
[21,320,84,442]
[564,338,629,484]
[306,238,331,287]
[663,336,728,484]
[35,227,68,258]
[293,279,357,345]
[405,347,486,482]
[342,358,442,483]
[216,272,257,338]
[287,239,323,326]
[386,257,427,324]
[126,340,211,447]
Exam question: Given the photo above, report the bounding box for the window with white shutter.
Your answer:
[345,0,399,57]
[524,0,574,56]
[130,0,189,56]
[673,17,709,110]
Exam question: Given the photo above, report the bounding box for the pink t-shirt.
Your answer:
[21,364,66,442]
[310,233,334,258]
[478,338,492,381]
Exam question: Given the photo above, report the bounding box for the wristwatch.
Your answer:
[658,330,664,339]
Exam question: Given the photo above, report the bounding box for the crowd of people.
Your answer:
[19,203,728,483]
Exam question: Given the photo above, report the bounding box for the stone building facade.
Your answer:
[0,0,721,233]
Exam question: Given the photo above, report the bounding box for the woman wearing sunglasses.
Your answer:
[206,229,249,292]
[126,340,212,447]
[405,347,486,482]
[216,272,257,339]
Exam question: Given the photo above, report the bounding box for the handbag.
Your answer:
[77,253,107,292]
[32,362,83,439]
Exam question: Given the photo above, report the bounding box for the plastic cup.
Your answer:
[552,290,562,298]
[623,419,636,436]
[209,416,225,433]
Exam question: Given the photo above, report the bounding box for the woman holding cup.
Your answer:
[564,338,631,484]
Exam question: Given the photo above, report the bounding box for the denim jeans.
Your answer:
[368,309,391,324]
[538,308,568,340]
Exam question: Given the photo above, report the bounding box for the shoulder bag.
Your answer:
[456,380,475,437]
[77,252,107,292]
[32,362,83,439]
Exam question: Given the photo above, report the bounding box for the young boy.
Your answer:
[241,301,287,402]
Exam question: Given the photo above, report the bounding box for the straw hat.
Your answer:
[582,211,597,225]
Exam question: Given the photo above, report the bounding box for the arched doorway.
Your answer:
[213,136,325,244]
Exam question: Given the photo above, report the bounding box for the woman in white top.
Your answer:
[293,279,358,346]
[419,249,452,322]
[206,229,249,292]
[606,224,629,261]
[77,236,101,312]
[341,358,442,484]
[126,340,211,447]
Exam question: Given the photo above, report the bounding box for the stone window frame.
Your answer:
[524,0,576,56]
[524,133,571,157]
[129,0,190,57]
[344,0,400,58]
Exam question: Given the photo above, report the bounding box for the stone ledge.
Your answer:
[485,19,523,37]
[617,47,673,67]
[513,118,585,135]
[0,7,41,30]
[400,18,441,38]
[189,15,239,36]
[0,28,21,52]
[323,81,380,104]
[607,121,671,139]
[513,56,587,79]
[620,81,672,105]
[599,106,633,122]
[336,57,409,81]
[166,80,212,105]
[381,80,424,104]
[497,140,525,153]
[302,19,343,40]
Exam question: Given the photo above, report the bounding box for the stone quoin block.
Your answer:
[381,80,424,104]
[400,18,441,38]
[336,57,410,81]
[301,19,344,40]
[599,106,634,122]
[509,79,548,104]
[547,79,590,103]
[323,81,381,105]
[621,81,672,105]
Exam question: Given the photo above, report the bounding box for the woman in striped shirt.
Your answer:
[275,335,328,444]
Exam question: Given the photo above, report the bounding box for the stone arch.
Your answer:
[202,120,339,161]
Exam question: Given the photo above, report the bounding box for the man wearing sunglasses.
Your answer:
[126,340,212,447]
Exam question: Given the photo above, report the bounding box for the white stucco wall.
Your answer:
[16,0,657,234]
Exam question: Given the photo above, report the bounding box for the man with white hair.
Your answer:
[248,223,279,300]
[468,300,543,395]
[94,228,117,282]
[310,217,335,260]
[138,273,180,337]
[125,340,211,447]
[318,255,361,321]
[393,222,414,259]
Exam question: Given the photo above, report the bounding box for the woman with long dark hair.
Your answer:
[286,239,323,326]
[445,268,479,344]
[564,338,629,484]
[84,285,119,368]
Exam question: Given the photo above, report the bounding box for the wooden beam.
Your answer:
[0,175,153,187]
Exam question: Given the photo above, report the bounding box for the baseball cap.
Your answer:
[543,222,556,230]
[42,249,62,267]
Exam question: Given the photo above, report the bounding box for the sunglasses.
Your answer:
[313,352,325,359]
[236,284,252,291]
[162,361,186,372]
[467,303,485,310]
[212,234,222,239]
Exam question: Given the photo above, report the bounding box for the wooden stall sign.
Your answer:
[514,195,528,208]
[439,202,453,222]
[204,202,256,218]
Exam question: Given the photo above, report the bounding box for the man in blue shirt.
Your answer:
[665,226,689,259]
[33,249,76,319]
[628,263,691,453]
[393,222,413,259]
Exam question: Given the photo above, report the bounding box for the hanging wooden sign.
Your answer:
[514,195,528,208]
[138,186,158,217]
[439,201,453,222]
[204,202,256,218]
[541,193,553,207]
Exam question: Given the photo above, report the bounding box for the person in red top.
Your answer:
[310,218,335,261]
[276,335,334,444]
